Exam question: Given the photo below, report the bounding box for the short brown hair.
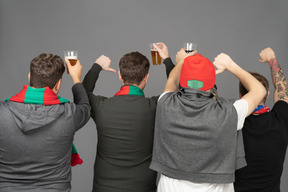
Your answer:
[30,53,65,89]
[119,52,150,85]
[239,72,269,102]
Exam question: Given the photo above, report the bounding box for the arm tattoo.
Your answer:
[269,58,288,101]
[276,83,283,92]
[269,58,280,84]
[278,93,286,100]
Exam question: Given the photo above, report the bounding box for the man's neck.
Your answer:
[30,86,58,94]
[123,83,144,90]
[259,102,265,106]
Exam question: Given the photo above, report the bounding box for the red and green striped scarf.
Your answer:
[6,85,83,167]
[115,85,144,96]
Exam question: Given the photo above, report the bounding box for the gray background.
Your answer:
[1,0,288,191]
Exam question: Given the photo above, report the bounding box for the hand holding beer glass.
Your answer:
[183,42,197,53]
[64,51,78,74]
[150,43,162,65]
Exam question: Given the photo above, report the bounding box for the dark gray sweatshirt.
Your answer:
[0,83,91,192]
[150,88,246,184]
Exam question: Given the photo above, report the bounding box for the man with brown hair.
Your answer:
[82,43,174,192]
[0,53,91,191]
[234,47,288,192]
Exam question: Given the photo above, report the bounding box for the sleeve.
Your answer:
[82,63,107,118]
[149,58,174,102]
[149,91,173,106]
[82,63,102,93]
[158,91,172,102]
[273,100,288,112]
[233,99,248,131]
[71,83,91,131]
[163,57,175,77]
[272,100,288,126]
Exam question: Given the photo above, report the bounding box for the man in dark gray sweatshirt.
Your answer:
[0,53,91,191]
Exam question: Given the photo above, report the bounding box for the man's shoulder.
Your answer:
[273,100,288,110]
[92,94,157,105]
[112,94,159,103]
[0,100,22,110]
[6,100,72,111]
[217,97,237,105]
[0,100,7,106]
[269,100,288,118]
[0,101,10,114]
[158,91,176,102]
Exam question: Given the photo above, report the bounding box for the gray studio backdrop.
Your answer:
[1,0,288,191]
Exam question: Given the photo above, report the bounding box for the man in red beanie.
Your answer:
[150,49,266,192]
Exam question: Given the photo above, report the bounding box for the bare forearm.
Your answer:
[228,61,266,115]
[268,58,288,102]
[229,61,263,92]
[72,78,81,84]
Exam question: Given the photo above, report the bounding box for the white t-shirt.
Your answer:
[158,174,234,192]
[157,92,249,192]
[233,99,248,130]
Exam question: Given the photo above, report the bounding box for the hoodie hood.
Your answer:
[5,85,69,133]
[8,102,66,133]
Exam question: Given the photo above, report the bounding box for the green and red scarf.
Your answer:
[6,85,83,167]
[115,85,145,96]
[253,105,270,114]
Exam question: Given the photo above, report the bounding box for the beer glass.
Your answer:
[150,43,161,65]
[183,43,197,53]
[64,51,78,74]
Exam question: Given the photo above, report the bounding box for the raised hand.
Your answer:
[176,48,197,64]
[259,47,276,63]
[153,42,170,60]
[65,58,82,84]
[213,53,233,75]
[95,55,116,73]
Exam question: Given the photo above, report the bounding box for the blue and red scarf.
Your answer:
[252,105,270,114]
[6,85,83,167]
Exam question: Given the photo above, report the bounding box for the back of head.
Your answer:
[30,53,65,89]
[239,72,269,102]
[119,52,150,85]
[180,53,216,91]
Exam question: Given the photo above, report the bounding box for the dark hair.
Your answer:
[239,72,269,102]
[119,52,150,85]
[30,53,65,89]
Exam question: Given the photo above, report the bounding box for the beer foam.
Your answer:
[65,56,77,59]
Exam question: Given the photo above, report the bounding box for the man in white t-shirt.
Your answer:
[150,49,266,192]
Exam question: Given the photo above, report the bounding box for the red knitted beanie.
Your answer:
[180,53,215,91]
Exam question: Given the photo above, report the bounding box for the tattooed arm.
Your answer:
[259,47,288,103]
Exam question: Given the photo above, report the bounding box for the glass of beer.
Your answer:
[183,42,197,53]
[64,51,78,74]
[150,43,161,65]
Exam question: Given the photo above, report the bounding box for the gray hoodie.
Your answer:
[0,83,90,192]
